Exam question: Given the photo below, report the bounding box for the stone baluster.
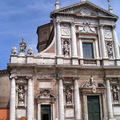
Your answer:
[58,78,64,120]
[106,79,114,119]
[56,21,62,56]
[27,77,34,120]
[71,22,78,57]
[99,25,108,59]
[74,78,81,120]
[10,76,16,120]
[112,25,120,59]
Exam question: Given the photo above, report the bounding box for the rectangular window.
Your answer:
[83,43,94,59]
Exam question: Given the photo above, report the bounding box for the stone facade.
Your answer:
[1,0,120,120]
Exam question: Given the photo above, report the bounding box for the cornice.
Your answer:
[0,69,9,75]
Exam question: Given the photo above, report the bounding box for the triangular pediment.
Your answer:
[51,1,118,19]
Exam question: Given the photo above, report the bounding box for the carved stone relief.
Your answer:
[61,23,70,36]
[80,7,92,16]
[82,76,105,93]
[106,41,113,58]
[39,89,51,98]
[104,26,112,39]
[78,22,96,33]
[64,86,73,104]
[82,76,97,88]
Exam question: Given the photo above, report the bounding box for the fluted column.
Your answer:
[112,25,120,59]
[99,25,108,58]
[58,78,64,120]
[10,76,16,120]
[56,21,62,56]
[106,79,114,119]
[27,77,34,120]
[71,22,77,57]
[74,78,81,120]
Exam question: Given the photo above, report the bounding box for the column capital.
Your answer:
[26,76,33,80]
[99,24,104,28]
[72,77,79,80]
[56,20,61,24]
[112,24,116,29]
[10,76,17,80]
[70,22,75,26]
[56,77,63,80]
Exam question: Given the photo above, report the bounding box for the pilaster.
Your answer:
[26,77,34,120]
[73,78,81,120]
[58,78,64,120]
[10,76,17,120]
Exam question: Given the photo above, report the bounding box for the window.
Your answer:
[83,43,94,59]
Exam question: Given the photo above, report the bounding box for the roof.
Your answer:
[50,1,118,20]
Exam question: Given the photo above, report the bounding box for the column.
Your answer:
[74,78,81,120]
[71,22,78,57]
[106,79,114,119]
[112,25,120,59]
[10,77,16,120]
[83,94,88,120]
[58,78,64,120]
[27,77,34,120]
[37,104,40,120]
[56,21,62,56]
[99,25,108,58]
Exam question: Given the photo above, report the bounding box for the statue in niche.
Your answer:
[63,41,70,57]
[112,85,119,101]
[18,86,25,104]
[106,41,113,58]
[66,86,72,104]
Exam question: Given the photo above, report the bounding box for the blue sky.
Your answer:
[0,0,120,70]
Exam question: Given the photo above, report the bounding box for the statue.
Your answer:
[18,86,25,104]
[11,46,17,55]
[19,38,27,55]
[66,86,72,104]
[63,41,69,57]
[106,41,113,58]
[112,85,119,101]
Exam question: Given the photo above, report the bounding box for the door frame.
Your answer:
[37,103,55,120]
[82,93,104,120]
[87,95,101,120]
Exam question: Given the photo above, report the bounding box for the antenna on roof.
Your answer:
[55,0,60,10]
[108,0,113,13]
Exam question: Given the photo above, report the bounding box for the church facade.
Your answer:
[1,0,120,120]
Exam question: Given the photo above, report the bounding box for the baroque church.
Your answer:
[0,0,120,120]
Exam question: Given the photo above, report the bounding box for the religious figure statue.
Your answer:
[19,38,27,55]
[18,86,25,104]
[106,41,113,58]
[66,86,72,104]
[63,41,69,57]
[112,85,119,101]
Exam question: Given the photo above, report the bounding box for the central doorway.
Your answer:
[87,96,101,120]
[41,105,51,120]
